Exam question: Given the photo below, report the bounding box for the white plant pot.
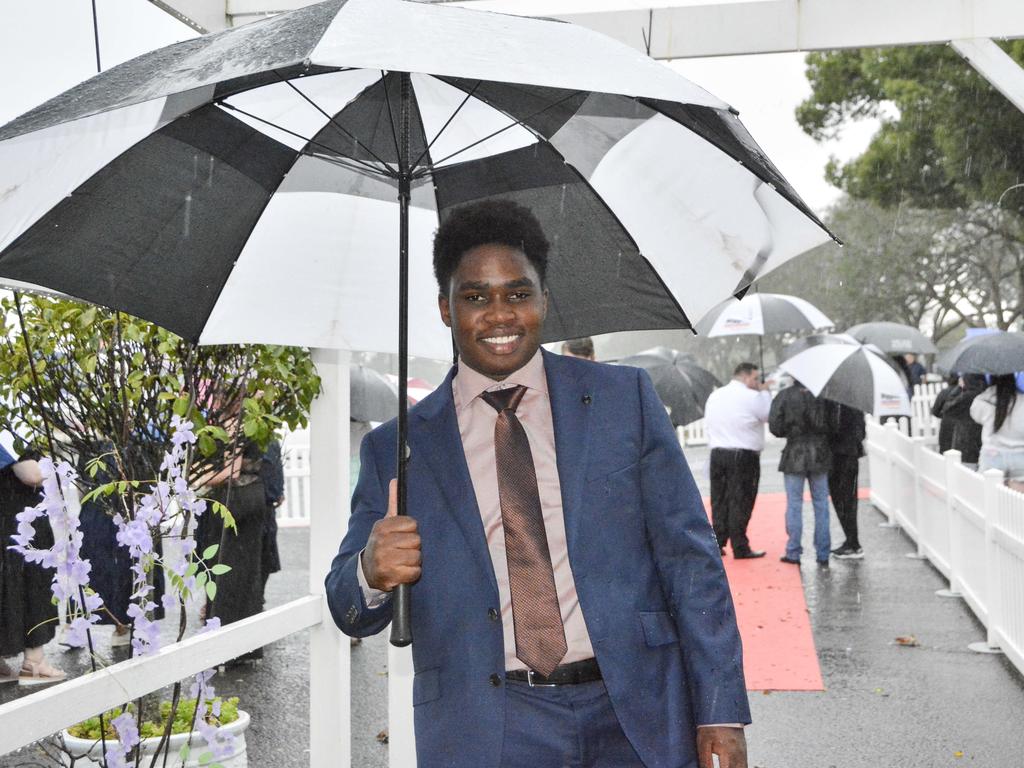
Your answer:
[60,710,249,768]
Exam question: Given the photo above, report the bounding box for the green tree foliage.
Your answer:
[0,295,320,486]
[797,42,1024,212]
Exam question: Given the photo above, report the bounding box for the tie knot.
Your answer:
[481,385,527,414]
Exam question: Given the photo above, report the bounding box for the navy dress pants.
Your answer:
[499,679,646,768]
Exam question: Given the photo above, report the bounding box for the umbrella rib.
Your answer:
[415,89,582,174]
[380,71,404,169]
[218,101,393,179]
[273,70,396,174]
[410,79,482,172]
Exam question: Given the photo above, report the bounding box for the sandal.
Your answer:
[0,658,18,685]
[18,658,67,686]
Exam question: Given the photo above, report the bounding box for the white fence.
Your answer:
[865,419,1024,675]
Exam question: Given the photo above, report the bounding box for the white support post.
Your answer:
[906,438,929,559]
[309,348,353,766]
[879,422,899,528]
[936,449,964,598]
[388,645,417,767]
[969,469,1005,655]
[952,38,1024,115]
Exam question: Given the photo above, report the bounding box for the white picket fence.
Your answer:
[865,419,1024,674]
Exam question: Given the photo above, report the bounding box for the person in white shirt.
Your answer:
[703,363,772,559]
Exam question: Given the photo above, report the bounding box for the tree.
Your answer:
[0,294,321,487]
[797,43,1024,213]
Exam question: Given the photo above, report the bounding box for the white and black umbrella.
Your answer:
[846,322,937,355]
[780,334,911,417]
[618,347,721,427]
[0,0,835,642]
[696,292,833,337]
[935,332,1024,375]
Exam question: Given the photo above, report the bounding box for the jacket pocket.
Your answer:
[413,667,441,706]
[639,611,679,647]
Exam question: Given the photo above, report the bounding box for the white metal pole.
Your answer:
[309,347,353,766]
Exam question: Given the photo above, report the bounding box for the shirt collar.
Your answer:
[453,349,548,412]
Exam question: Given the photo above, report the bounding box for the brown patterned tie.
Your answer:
[482,385,567,676]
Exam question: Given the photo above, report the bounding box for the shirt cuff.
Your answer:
[697,724,745,728]
[357,550,391,609]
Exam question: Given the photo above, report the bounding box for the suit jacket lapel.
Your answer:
[412,368,500,601]
[542,349,592,551]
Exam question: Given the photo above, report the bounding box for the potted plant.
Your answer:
[61,696,249,768]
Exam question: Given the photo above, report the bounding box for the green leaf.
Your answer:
[78,307,96,328]
[185,562,199,578]
[196,571,208,588]
[172,396,191,417]
[179,744,190,763]
[210,563,231,575]
[205,580,217,602]
[202,544,219,560]
[198,433,216,457]
[211,501,236,532]
[198,751,214,765]
[81,355,98,374]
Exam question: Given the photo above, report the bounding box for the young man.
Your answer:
[326,200,750,768]
[703,363,771,559]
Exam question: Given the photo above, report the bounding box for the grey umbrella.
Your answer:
[846,322,937,354]
[350,364,398,423]
[618,347,721,427]
[935,332,1024,375]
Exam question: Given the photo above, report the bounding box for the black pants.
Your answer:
[829,453,861,549]
[710,448,761,553]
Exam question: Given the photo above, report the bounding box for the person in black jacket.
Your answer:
[930,375,960,455]
[941,374,987,468]
[826,401,866,559]
[769,381,832,567]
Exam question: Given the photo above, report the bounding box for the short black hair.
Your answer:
[433,199,550,294]
[734,362,760,377]
[562,337,594,358]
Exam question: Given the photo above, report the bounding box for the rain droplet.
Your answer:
[183,193,193,238]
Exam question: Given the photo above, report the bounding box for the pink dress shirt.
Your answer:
[452,350,594,672]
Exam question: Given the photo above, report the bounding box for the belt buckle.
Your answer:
[526,669,558,688]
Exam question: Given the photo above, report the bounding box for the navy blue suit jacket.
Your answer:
[326,350,750,768]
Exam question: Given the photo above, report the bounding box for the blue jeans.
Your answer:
[784,473,831,562]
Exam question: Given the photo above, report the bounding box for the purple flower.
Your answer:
[111,712,140,749]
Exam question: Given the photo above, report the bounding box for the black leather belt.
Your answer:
[505,658,602,687]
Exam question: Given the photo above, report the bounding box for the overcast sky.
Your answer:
[0,0,878,215]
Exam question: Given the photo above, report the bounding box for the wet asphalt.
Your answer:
[3,442,1023,767]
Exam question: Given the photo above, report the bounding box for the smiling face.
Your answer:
[438,243,548,381]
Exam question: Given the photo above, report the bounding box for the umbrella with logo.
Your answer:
[846,322,937,355]
[618,347,721,426]
[0,0,836,644]
[779,334,911,417]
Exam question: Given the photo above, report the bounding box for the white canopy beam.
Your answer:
[951,37,1024,114]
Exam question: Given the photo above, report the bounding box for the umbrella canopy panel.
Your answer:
[846,321,937,355]
[618,347,720,426]
[349,364,398,422]
[935,332,1024,375]
[780,342,911,417]
[696,293,833,337]
[0,0,833,360]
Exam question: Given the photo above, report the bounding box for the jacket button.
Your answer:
[489,673,502,687]
[488,608,499,621]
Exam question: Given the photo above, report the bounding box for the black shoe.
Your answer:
[833,544,864,559]
[733,549,766,559]
[780,555,800,565]
[817,559,830,569]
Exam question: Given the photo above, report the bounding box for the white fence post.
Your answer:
[969,469,1006,655]
[309,348,353,766]
[906,438,929,559]
[936,449,964,598]
[878,422,899,527]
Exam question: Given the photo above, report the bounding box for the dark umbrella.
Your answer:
[350,365,398,423]
[0,0,835,645]
[935,332,1024,375]
[846,322,937,354]
[618,347,720,426]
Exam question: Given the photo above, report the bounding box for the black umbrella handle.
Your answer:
[390,71,414,649]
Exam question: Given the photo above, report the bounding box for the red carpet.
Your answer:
[705,491,842,692]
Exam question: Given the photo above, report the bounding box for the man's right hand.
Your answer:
[363,479,422,591]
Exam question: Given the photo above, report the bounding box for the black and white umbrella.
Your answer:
[0,0,835,643]
[617,347,721,427]
[780,334,911,417]
[846,322,937,355]
[696,292,833,338]
[935,332,1024,375]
